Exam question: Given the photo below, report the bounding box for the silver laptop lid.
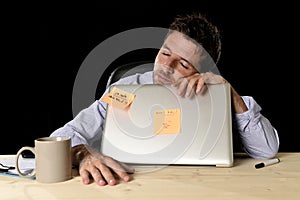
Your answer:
[100,83,233,167]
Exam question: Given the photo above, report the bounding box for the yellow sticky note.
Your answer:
[100,87,136,110]
[154,109,180,134]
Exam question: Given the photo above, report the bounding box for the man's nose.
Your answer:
[163,58,176,73]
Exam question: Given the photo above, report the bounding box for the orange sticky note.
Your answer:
[154,109,180,134]
[100,87,136,110]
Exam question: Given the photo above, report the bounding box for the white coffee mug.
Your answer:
[16,136,72,183]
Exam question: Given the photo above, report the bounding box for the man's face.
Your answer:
[153,31,202,85]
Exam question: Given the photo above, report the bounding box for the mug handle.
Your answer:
[15,147,36,178]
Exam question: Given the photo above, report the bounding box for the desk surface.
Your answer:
[0,153,299,200]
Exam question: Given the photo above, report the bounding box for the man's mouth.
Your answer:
[156,73,173,84]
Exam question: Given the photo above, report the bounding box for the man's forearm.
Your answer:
[230,87,248,114]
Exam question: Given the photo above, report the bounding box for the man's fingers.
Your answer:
[113,169,131,182]
[99,156,134,184]
[98,163,117,186]
[103,157,133,183]
[195,78,205,94]
[119,162,135,174]
[79,168,92,185]
[185,76,201,97]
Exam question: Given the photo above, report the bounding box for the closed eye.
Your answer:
[180,62,188,69]
[161,51,170,56]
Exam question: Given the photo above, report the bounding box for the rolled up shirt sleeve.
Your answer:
[50,99,107,149]
[235,96,280,158]
[50,71,154,149]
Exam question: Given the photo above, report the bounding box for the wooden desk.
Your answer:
[0,153,299,200]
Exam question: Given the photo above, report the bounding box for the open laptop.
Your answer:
[100,83,233,167]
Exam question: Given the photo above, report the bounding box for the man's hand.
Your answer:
[172,72,227,97]
[72,144,135,186]
[172,71,248,114]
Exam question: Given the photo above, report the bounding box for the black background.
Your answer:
[2,1,298,154]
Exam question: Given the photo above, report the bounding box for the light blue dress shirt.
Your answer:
[51,71,279,158]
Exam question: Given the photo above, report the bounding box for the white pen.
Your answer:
[255,158,280,169]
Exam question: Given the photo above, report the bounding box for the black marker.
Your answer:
[255,158,280,169]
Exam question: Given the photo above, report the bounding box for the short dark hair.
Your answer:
[169,12,222,65]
